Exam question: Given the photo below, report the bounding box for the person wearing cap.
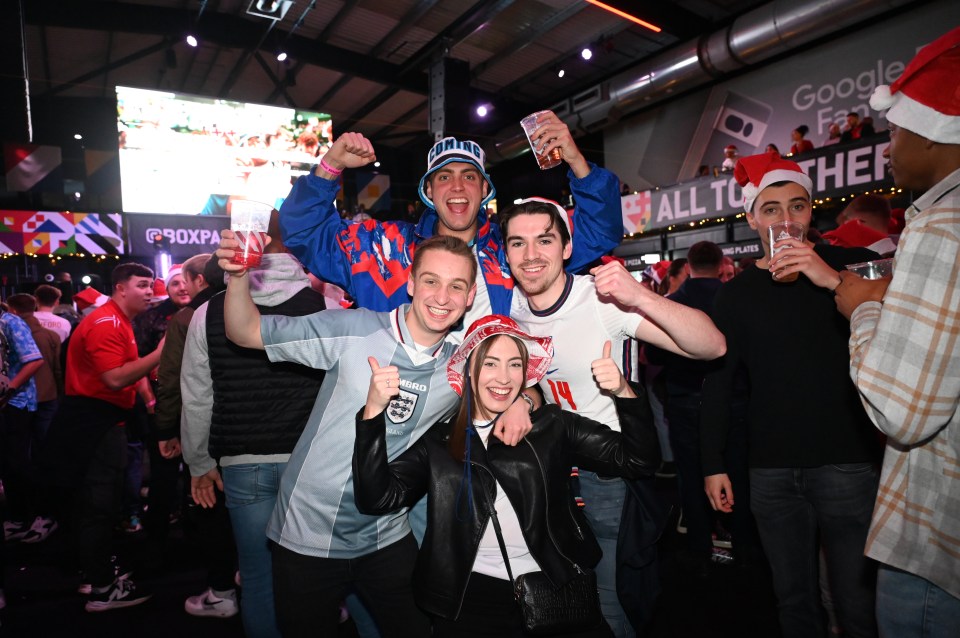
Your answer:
[352,315,661,636]
[832,27,960,636]
[700,153,882,638]
[721,145,738,172]
[217,233,477,637]
[499,198,726,636]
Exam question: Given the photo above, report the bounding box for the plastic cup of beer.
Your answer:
[230,200,273,268]
[520,111,563,170]
[846,258,894,280]
[768,220,805,283]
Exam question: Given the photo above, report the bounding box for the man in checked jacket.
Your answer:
[834,26,960,637]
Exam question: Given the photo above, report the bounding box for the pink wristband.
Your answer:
[146,399,157,408]
[319,157,343,177]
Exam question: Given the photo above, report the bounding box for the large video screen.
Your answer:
[117,86,332,215]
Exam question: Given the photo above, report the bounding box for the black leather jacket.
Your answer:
[353,395,660,620]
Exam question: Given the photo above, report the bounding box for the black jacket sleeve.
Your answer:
[567,395,661,478]
[352,408,431,515]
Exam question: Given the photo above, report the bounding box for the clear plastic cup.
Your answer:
[230,200,273,268]
[846,258,894,280]
[520,112,563,170]
[768,220,806,283]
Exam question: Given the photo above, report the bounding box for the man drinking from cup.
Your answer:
[700,153,883,638]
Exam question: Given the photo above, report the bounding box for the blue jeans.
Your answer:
[750,464,879,638]
[876,565,960,638]
[579,471,634,638]
[222,462,285,638]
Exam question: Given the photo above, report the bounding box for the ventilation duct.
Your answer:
[492,0,915,162]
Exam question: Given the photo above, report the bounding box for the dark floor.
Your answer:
[0,475,781,637]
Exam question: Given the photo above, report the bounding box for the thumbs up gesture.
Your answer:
[590,341,635,398]
[363,356,401,420]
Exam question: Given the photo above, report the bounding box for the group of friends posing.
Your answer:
[58,28,960,638]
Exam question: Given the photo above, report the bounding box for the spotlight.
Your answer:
[581,47,593,60]
[476,105,488,117]
[277,51,288,62]
[374,161,381,168]
[558,69,565,78]
[81,275,92,285]
[186,34,198,47]
[74,133,83,140]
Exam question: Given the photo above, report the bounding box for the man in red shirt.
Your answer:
[56,263,164,611]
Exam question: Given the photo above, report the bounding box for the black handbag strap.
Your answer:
[476,468,517,586]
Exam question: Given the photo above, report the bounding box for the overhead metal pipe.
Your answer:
[492,0,916,162]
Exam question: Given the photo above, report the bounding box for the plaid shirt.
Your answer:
[849,167,960,599]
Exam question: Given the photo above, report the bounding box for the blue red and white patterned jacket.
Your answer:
[278,163,621,314]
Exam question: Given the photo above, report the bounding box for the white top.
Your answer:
[470,422,540,580]
[512,274,643,430]
[34,310,71,342]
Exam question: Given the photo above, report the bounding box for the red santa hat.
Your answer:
[724,144,738,153]
[734,153,813,213]
[869,27,960,144]
[822,219,897,255]
[74,287,109,313]
[165,264,183,289]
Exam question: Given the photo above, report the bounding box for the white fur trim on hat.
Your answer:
[873,87,960,144]
[165,265,183,288]
[744,169,813,213]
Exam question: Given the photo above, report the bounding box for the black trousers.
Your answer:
[74,423,127,587]
[272,533,429,638]
[433,571,615,638]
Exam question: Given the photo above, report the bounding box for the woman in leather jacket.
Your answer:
[353,315,661,637]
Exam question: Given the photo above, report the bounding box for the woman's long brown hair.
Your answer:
[447,335,529,461]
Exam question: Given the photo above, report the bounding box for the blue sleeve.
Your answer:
[278,173,358,297]
[6,317,42,365]
[566,164,623,273]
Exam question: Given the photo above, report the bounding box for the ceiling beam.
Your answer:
[46,38,172,96]
[24,0,428,96]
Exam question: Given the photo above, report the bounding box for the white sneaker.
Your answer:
[85,578,151,612]
[21,516,58,544]
[3,520,28,542]
[184,588,239,618]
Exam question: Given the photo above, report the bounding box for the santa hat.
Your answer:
[165,264,183,288]
[152,279,167,298]
[734,153,813,213]
[74,287,109,313]
[418,137,496,210]
[447,315,553,397]
[869,27,960,144]
[822,219,897,255]
[724,145,738,153]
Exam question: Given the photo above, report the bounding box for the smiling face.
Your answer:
[425,162,489,242]
[471,335,526,421]
[405,248,476,347]
[504,212,572,310]
[746,182,812,258]
[166,274,191,307]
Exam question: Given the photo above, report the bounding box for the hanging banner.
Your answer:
[0,211,123,255]
[124,213,229,260]
[622,137,891,234]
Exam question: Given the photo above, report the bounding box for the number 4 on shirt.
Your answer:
[547,379,577,410]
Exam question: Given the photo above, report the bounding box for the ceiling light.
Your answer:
[476,105,488,117]
[74,134,83,140]
[374,161,381,168]
[276,51,288,62]
[581,48,593,61]
[584,0,662,32]
[186,34,198,47]
[558,69,565,78]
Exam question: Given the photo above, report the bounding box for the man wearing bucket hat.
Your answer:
[700,153,882,638]
[277,113,621,328]
[217,234,477,637]
[498,197,726,636]
[833,26,960,636]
